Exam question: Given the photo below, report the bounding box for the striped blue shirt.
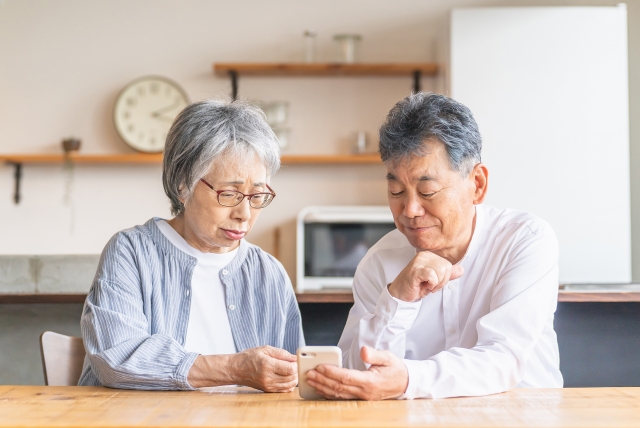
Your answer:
[78,218,304,390]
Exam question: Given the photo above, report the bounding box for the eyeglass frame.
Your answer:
[199,178,276,209]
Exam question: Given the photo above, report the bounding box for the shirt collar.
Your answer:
[457,204,485,267]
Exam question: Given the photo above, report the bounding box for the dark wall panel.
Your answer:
[299,302,640,388]
[555,302,640,387]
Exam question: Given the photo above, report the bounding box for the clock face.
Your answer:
[114,76,189,153]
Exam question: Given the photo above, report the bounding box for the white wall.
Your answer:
[451,6,631,283]
[1,0,639,283]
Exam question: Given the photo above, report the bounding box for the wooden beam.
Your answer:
[0,153,381,165]
[0,294,87,304]
[0,153,163,164]
[213,62,438,77]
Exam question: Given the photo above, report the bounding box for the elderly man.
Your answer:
[306,92,563,400]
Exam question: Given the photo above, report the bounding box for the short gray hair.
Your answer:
[163,99,281,216]
[379,92,482,175]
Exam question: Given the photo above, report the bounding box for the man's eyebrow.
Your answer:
[385,173,436,181]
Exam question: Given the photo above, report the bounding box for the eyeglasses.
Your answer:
[199,178,276,209]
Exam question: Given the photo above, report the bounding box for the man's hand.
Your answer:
[388,251,464,302]
[306,346,408,400]
[230,346,298,392]
[188,345,297,392]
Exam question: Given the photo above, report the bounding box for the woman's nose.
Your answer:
[231,197,252,221]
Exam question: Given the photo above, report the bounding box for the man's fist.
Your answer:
[388,251,464,302]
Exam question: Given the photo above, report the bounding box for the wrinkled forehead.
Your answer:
[385,140,452,182]
[205,151,269,185]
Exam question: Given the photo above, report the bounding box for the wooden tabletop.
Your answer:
[1,386,639,427]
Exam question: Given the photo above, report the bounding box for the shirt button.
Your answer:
[449,328,457,334]
[185,290,190,297]
[447,284,452,290]
[228,304,235,311]
[222,269,229,276]
[386,306,391,313]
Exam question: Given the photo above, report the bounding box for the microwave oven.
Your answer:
[296,206,396,292]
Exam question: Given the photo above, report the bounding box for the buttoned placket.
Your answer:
[181,260,197,347]
[221,269,235,311]
[442,279,461,350]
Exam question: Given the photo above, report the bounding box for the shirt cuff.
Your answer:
[174,351,199,390]
[398,358,437,400]
[374,285,423,329]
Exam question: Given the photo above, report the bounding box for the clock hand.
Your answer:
[150,100,181,117]
[151,114,176,123]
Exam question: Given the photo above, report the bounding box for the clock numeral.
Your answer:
[123,111,131,119]
[150,83,159,94]
[127,124,135,133]
[126,97,136,107]
[137,86,146,96]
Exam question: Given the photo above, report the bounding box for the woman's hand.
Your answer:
[187,346,298,392]
[230,346,298,392]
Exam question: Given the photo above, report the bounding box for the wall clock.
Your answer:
[114,76,189,153]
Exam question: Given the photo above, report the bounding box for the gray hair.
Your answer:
[163,99,281,216]
[379,92,482,175]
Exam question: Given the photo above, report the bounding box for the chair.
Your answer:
[39,331,86,386]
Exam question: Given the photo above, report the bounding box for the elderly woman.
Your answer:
[78,100,304,392]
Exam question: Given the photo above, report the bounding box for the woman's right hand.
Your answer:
[229,346,298,392]
[187,345,298,392]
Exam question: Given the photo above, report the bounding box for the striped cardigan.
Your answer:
[78,218,304,390]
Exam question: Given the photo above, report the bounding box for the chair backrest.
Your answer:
[39,331,86,386]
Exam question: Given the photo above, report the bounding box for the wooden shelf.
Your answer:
[0,153,380,165]
[2,289,640,304]
[296,289,354,303]
[214,62,438,77]
[0,153,163,164]
[0,294,87,304]
[558,292,640,302]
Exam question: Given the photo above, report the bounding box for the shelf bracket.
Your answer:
[7,162,22,204]
[230,70,238,100]
[412,70,421,93]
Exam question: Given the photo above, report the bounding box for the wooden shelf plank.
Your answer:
[213,62,438,77]
[0,294,87,304]
[0,153,381,165]
[558,292,640,302]
[2,290,640,304]
[0,153,163,164]
[296,290,354,303]
[296,289,640,304]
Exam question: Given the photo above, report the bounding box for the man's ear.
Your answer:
[471,163,489,205]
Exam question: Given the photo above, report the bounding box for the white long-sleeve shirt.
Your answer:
[337,204,563,399]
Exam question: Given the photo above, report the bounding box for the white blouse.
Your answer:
[156,219,237,356]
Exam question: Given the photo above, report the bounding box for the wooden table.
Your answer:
[1,386,639,427]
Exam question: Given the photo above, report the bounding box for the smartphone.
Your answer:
[297,346,343,400]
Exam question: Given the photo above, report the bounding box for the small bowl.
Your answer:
[62,138,81,153]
